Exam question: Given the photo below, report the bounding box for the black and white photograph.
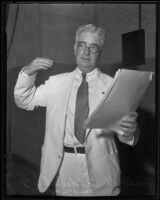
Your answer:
[3,2,159,198]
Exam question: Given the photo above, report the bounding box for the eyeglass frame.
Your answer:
[76,41,101,54]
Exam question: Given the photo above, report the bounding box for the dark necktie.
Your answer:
[74,73,89,144]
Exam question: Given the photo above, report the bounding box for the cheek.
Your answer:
[76,53,81,61]
[91,55,99,64]
[75,48,80,57]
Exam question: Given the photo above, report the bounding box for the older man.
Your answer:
[14,24,139,196]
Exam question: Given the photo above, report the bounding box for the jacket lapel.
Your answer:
[49,69,77,149]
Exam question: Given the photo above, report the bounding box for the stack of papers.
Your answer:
[84,69,154,132]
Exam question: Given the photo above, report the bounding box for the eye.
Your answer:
[90,45,99,53]
[78,42,85,48]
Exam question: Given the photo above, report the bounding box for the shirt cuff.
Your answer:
[17,66,37,86]
[128,139,134,145]
[115,129,135,145]
[120,134,135,145]
[124,135,134,145]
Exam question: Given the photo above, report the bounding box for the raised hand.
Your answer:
[23,57,54,76]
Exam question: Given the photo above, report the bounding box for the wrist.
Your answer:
[23,66,37,76]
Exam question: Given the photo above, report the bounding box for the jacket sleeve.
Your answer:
[14,68,53,110]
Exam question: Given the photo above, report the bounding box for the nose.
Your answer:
[83,46,90,55]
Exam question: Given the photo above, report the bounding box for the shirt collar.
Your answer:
[75,67,99,83]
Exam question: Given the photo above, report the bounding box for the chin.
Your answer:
[78,65,95,73]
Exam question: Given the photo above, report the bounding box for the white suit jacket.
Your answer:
[14,68,139,196]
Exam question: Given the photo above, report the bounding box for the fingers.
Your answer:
[29,57,54,72]
[34,63,52,70]
[119,120,137,129]
[34,57,53,65]
[119,121,137,135]
[24,57,54,75]
[35,57,53,63]
[33,57,54,69]
[120,111,138,123]
[119,125,136,135]
[118,111,138,135]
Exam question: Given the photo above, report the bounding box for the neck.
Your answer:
[77,67,97,74]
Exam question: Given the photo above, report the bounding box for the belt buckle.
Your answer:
[73,146,78,155]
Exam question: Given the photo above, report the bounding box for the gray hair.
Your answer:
[75,24,106,49]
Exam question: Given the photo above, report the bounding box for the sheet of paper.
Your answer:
[84,69,154,130]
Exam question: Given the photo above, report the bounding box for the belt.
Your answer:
[64,145,85,154]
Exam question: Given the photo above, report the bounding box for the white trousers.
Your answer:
[55,152,93,196]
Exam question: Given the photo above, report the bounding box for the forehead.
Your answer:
[78,32,101,45]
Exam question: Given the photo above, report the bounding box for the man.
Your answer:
[14,24,139,196]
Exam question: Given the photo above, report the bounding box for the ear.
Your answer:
[99,47,103,56]
[97,48,103,60]
[74,43,77,55]
[97,49,103,66]
[101,49,103,56]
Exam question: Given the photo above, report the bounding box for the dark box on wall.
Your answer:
[122,29,145,68]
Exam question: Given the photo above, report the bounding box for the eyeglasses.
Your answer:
[77,41,100,54]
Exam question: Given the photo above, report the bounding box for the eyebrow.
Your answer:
[78,41,99,47]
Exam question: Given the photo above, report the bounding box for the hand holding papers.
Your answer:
[84,69,154,133]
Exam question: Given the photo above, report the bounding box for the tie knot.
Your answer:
[82,73,86,80]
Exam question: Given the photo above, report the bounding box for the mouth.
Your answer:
[81,57,90,61]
